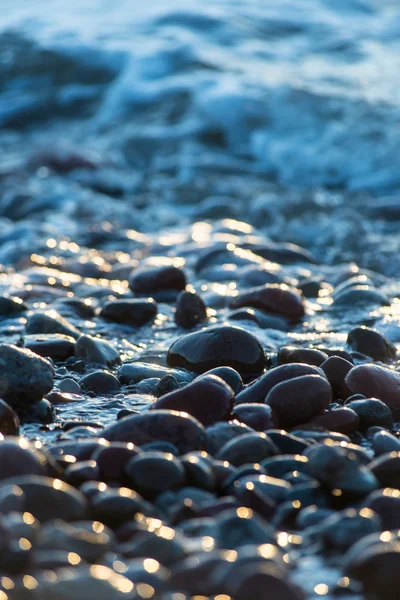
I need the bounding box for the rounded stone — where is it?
[129,265,187,295]
[320,355,353,398]
[26,310,81,339]
[0,400,20,435]
[215,432,278,466]
[206,421,254,455]
[23,333,76,361]
[369,452,400,489]
[345,364,400,419]
[152,374,234,426]
[266,374,332,428]
[79,370,121,395]
[203,366,243,394]
[102,410,207,454]
[125,451,186,498]
[347,326,397,361]
[0,344,54,405]
[235,363,326,405]
[175,290,207,328]
[167,325,265,376]
[277,346,328,367]
[75,334,121,367]
[101,298,158,326]
[307,407,360,435]
[232,403,275,431]
[0,475,88,521]
[0,438,45,480]
[346,397,393,431]
[229,284,305,319]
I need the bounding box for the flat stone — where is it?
[23,333,76,361]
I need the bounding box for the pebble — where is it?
[229,283,305,319]
[100,298,158,326]
[129,264,187,296]
[266,374,332,428]
[152,373,234,426]
[125,451,186,498]
[215,432,278,466]
[23,333,76,361]
[26,310,81,339]
[345,397,393,431]
[0,344,54,405]
[0,400,20,435]
[79,370,121,394]
[320,355,353,398]
[318,508,381,551]
[75,334,121,367]
[371,430,400,455]
[232,402,275,430]
[306,407,360,434]
[347,326,397,360]
[204,366,243,393]
[58,377,81,394]
[369,452,400,488]
[0,295,27,315]
[167,325,265,376]
[102,410,207,454]
[174,289,207,328]
[235,363,326,405]
[277,346,328,366]
[345,363,400,419]
[118,362,193,385]
[206,420,254,455]
[365,489,400,530]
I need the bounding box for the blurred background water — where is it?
[0,0,399,272]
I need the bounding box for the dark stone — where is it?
[214,508,276,548]
[235,363,326,405]
[206,421,254,455]
[0,344,54,405]
[129,265,187,295]
[152,374,234,427]
[345,364,400,419]
[365,489,400,530]
[79,370,121,395]
[0,438,45,480]
[229,284,305,319]
[277,346,328,367]
[215,433,278,467]
[264,430,311,454]
[232,403,275,430]
[266,374,332,428]
[320,355,353,398]
[0,475,87,521]
[91,487,154,528]
[0,295,27,315]
[118,362,193,385]
[261,455,310,479]
[333,286,390,307]
[75,334,121,367]
[369,452,400,488]
[345,398,393,431]
[181,452,215,491]
[306,407,360,434]
[125,451,186,498]
[102,410,207,454]
[347,326,396,361]
[100,298,158,326]
[26,310,81,339]
[64,460,100,486]
[167,325,265,376]
[175,290,207,328]
[0,400,20,435]
[371,430,400,455]
[22,333,76,360]
[203,366,243,393]
[318,508,381,550]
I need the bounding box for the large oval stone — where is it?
[152,374,234,426]
[167,325,265,376]
[102,410,207,454]
[0,344,54,405]
[229,284,305,319]
[345,364,400,419]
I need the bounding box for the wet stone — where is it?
[202,366,243,393]
[0,400,20,435]
[75,334,121,367]
[333,285,390,307]
[318,508,381,551]
[365,489,400,530]
[100,298,158,326]
[235,363,326,405]
[79,370,121,394]
[369,452,400,489]
[0,295,27,315]
[167,325,265,376]
[118,362,193,386]
[58,377,81,394]
[232,403,275,430]
[26,310,81,339]
[265,430,311,454]
[345,364,400,419]
[174,289,207,328]
[0,344,54,405]
[347,326,397,361]
[266,374,332,428]
[23,333,76,361]
[215,432,278,466]
[345,397,393,431]
[102,410,207,454]
[152,374,234,426]
[125,451,186,498]
[320,355,353,399]
[229,283,305,319]
[371,430,400,455]
[206,420,254,455]
[307,407,360,434]
[277,346,328,367]
[129,264,187,296]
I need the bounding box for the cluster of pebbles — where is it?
[0,217,399,599]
